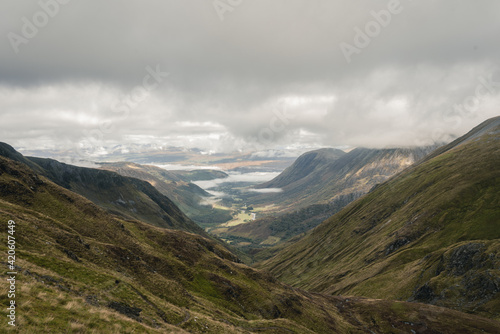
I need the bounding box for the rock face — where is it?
[108,302,142,321]
[446,243,486,276]
[413,283,435,303]
[411,243,500,312]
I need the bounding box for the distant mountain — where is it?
[222,146,435,255]
[257,148,346,189]
[253,146,436,211]
[259,117,500,320]
[101,163,228,183]
[1,144,498,332]
[100,162,232,227]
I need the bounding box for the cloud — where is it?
[0,0,499,155]
[249,188,283,194]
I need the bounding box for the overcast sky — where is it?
[1,0,499,158]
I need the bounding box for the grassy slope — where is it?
[260,127,500,320]
[1,156,499,332]
[99,162,232,226]
[27,157,206,236]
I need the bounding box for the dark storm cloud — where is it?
[0,0,499,153]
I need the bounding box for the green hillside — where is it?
[100,162,232,227]
[1,147,499,332]
[25,155,205,236]
[259,117,500,320]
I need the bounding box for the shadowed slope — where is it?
[27,156,206,236]
[100,162,232,226]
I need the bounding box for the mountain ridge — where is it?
[259,116,500,320]
[256,148,346,189]
[99,162,232,227]
[419,115,500,164]
[251,146,436,212]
